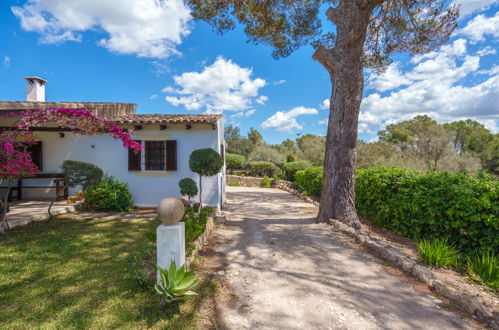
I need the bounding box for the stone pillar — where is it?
[156,222,185,284]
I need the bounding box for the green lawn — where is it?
[0,216,215,329]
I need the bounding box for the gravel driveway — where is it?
[210,186,476,330]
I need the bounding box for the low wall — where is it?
[226,175,319,206]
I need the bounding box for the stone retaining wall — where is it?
[226,175,319,206]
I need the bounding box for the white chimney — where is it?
[23,76,47,102]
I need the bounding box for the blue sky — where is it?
[0,0,497,144]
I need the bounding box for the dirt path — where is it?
[206,186,476,330]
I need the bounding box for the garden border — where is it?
[185,216,214,269]
[329,219,498,329]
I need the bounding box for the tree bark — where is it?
[0,184,11,233]
[46,184,68,222]
[315,2,374,229]
[198,175,203,213]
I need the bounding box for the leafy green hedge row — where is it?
[355,167,498,255]
[294,166,323,196]
[294,166,498,254]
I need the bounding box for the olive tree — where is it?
[189,148,223,210]
[187,0,458,228]
[48,160,103,220]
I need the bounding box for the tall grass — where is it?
[467,250,498,289]
[418,238,458,267]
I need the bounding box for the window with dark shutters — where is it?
[165,140,177,171]
[29,141,43,171]
[145,141,166,170]
[128,140,142,171]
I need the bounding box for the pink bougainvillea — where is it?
[0,107,143,183]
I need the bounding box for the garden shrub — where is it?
[418,238,458,267]
[247,161,277,177]
[84,175,134,212]
[283,161,311,181]
[467,249,498,289]
[261,176,272,188]
[179,178,198,204]
[294,166,323,196]
[183,206,212,254]
[226,153,246,170]
[61,160,103,190]
[356,166,498,254]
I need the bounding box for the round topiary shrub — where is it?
[189,148,223,208]
[84,175,134,212]
[282,160,311,181]
[179,178,198,204]
[247,161,277,177]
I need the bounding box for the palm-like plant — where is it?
[155,260,198,306]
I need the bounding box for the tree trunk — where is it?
[0,185,11,233]
[46,184,68,222]
[198,175,203,213]
[315,2,374,229]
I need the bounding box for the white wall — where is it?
[3,122,225,208]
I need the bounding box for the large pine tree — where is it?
[187,0,458,228]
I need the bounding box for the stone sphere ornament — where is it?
[158,198,185,224]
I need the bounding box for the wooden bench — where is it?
[7,173,68,202]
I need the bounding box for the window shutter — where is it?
[128,140,142,171]
[30,141,43,171]
[165,140,177,171]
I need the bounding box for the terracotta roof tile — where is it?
[111,114,222,125]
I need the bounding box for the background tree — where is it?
[188,0,458,228]
[247,127,264,146]
[189,148,223,210]
[248,145,286,163]
[179,178,198,206]
[224,124,255,157]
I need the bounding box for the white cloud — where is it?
[320,98,330,110]
[149,94,158,100]
[230,109,256,119]
[367,63,413,92]
[3,56,11,68]
[319,119,328,125]
[165,57,266,112]
[452,0,499,17]
[11,0,191,59]
[261,106,318,133]
[459,12,499,43]
[272,79,286,85]
[361,37,499,134]
[477,46,497,56]
[255,95,268,105]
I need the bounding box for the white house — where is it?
[0,77,226,209]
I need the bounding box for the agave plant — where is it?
[155,260,198,305]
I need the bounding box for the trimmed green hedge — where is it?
[294,166,323,197]
[247,161,277,177]
[283,161,311,181]
[356,167,498,255]
[226,153,246,170]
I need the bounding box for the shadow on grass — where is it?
[0,216,213,329]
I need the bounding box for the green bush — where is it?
[261,176,272,188]
[226,153,246,170]
[294,166,323,196]
[283,161,311,181]
[179,178,198,203]
[84,175,134,212]
[418,238,458,267]
[228,181,240,186]
[60,160,103,190]
[247,161,277,177]
[467,250,498,289]
[356,166,498,254]
[183,206,212,254]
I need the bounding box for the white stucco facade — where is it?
[1,119,226,209]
